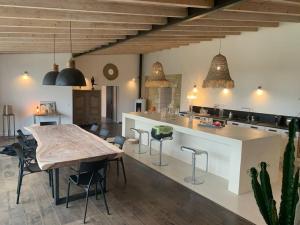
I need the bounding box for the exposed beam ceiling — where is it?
[0,0,298,54]
[102,0,214,8]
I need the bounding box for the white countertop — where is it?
[125,112,279,141]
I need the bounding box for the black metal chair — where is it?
[16,135,36,161]
[99,128,110,140]
[89,124,99,134]
[16,135,54,197]
[13,143,54,204]
[66,159,110,224]
[108,136,127,184]
[16,129,37,149]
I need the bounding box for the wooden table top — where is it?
[25,124,123,170]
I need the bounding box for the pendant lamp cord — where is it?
[219,39,222,54]
[53,34,56,64]
[69,21,72,58]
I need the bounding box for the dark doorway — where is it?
[105,86,119,122]
[106,86,114,120]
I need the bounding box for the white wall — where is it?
[75,54,139,122]
[143,23,300,117]
[0,53,73,132]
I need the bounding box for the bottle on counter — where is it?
[229,112,233,119]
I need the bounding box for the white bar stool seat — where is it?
[181,146,208,185]
[130,128,149,154]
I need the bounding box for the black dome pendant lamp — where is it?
[42,34,59,85]
[56,21,86,86]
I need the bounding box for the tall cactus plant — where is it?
[250,119,299,225]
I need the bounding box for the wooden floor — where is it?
[0,124,254,225]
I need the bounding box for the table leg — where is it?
[53,168,60,205]
[52,166,108,205]
[8,116,10,137]
[13,115,15,137]
[2,115,4,136]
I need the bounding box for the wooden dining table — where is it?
[25,124,123,205]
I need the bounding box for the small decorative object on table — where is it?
[39,101,56,114]
[91,76,97,90]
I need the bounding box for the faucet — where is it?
[242,107,253,122]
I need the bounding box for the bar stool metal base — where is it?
[152,160,168,166]
[134,145,148,154]
[130,128,149,155]
[184,176,204,185]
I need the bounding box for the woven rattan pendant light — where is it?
[42,34,59,85]
[56,21,86,86]
[145,62,171,88]
[202,40,234,89]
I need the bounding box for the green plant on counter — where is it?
[250,119,299,225]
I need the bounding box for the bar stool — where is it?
[181,146,208,185]
[150,125,173,166]
[130,128,149,154]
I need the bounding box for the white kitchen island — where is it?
[122,112,281,195]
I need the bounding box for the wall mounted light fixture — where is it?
[22,71,30,80]
[223,88,229,94]
[192,85,198,93]
[256,86,263,95]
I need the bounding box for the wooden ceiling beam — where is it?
[104,0,214,8]
[227,0,300,16]
[137,35,226,39]
[0,33,126,39]
[0,18,152,30]
[132,37,213,41]
[148,31,241,36]
[0,0,187,17]
[165,26,258,31]
[0,27,138,35]
[180,18,279,27]
[0,37,117,43]
[206,10,300,22]
[0,6,167,25]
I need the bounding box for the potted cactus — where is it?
[250,119,299,225]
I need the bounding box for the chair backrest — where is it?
[99,128,109,140]
[17,129,27,140]
[90,124,99,133]
[78,159,108,183]
[17,135,27,148]
[114,136,126,149]
[12,143,24,162]
[40,121,57,126]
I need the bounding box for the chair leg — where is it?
[120,158,127,184]
[66,180,71,208]
[48,170,52,187]
[150,139,152,155]
[95,182,98,200]
[16,167,24,204]
[51,173,54,198]
[83,186,91,224]
[98,181,110,215]
[116,159,120,177]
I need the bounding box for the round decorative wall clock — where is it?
[103,63,118,80]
